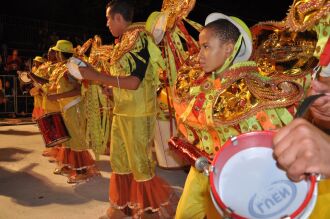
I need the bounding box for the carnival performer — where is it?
[173,13,306,218]
[46,40,98,183]
[28,48,62,161]
[30,56,46,120]
[144,0,202,169]
[79,0,177,218]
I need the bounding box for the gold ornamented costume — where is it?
[77,36,113,159]
[173,12,309,218]
[248,0,330,217]
[284,1,330,217]
[30,61,49,119]
[106,23,176,217]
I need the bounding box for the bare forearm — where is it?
[57,88,81,99]
[29,72,49,85]
[96,74,140,90]
[80,67,141,90]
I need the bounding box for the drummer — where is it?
[173,13,306,218]
[32,56,45,73]
[46,40,99,183]
[273,80,330,181]
[30,56,46,120]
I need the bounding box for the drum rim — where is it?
[46,136,71,147]
[209,131,317,219]
[36,112,63,121]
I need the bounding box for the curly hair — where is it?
[204,19,240,44]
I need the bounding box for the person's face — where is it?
[198,28,234,73]
[55,51,65,62]
[106,7,124,37]
[12,50,18,58]
[33,61,42,68]
[48,49,57,62]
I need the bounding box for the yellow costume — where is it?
[41,62,61,113]
[107,23,176,217]
[30,60,49,119]
[48,40,96,183]
[54,65,87,151]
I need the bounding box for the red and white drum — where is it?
[154,118,188,169]
[209,131,318,219]
[36,112,70,147]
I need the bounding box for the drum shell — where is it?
[36,112,70,147]
[154,118,188,169]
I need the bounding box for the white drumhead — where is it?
[66,62,83,80]
[216,147,314,219]
[66,57,86,80]
[18,71,32,83]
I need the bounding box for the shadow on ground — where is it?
[0,129,40,136]
[0,147,33,162]
[0,163,109,206]
[74,175,109,202]
[94,159,112,173]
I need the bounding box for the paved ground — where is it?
[0,124,187,219]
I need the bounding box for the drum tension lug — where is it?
[230,136,238,146]
[223,207,233,219]
[315,173,325,182]
[203,165,214,176]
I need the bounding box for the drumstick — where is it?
[294,93,330,118]
[28,72,49,85]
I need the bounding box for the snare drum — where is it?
[154,118,188,169]
[209,131,318,219]
[36,112,70,147]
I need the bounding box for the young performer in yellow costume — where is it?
[79,0,176,218]
[30,56,46,120]
[47,40,97,183]
[173,13,307,219]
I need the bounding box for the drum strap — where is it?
[63,97,82,112]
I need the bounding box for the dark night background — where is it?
[0,0,294,57]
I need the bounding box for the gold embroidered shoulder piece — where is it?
[251,22,318,78]
[285,0,330,31]
[174,65,204,100]
[110,23,146,64]
[175,62,304,126]
[212,65,304,125]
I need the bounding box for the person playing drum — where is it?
[46,40,99,183]
[29,48,62,160]
[30,56,46,120]
[173,13,307,218]
[273,80,330,183]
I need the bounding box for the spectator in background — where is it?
[0,55,4,73]
[1,43,8,64]
[6,49,22,74]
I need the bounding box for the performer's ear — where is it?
[224,42,234,57]
[114,13,123,23]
